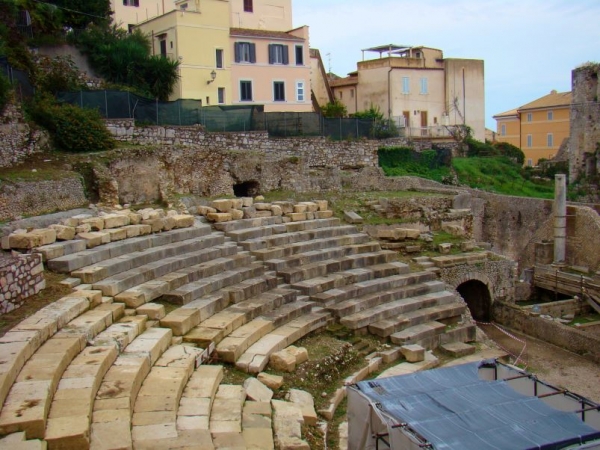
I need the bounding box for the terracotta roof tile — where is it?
[519,91,572,111]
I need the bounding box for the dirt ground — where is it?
[479,323,600,403]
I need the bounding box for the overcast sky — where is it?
[293,0,600,130]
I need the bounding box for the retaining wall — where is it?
[0,104,49,168]
[0,254,45,314]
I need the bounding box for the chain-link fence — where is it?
[56,90,407,139]
[0,56,34,101]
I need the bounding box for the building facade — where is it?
[494,90,571,166]
[330,45,485,141]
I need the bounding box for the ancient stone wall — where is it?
[439,257,517,304]
[569,64,600,182]
[0,253,45,314]
[0,103,49,168]
[493,301,600,363]
[0,177,88,222]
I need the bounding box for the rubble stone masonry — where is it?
[0,253,45,314]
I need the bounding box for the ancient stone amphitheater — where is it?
[0,198,476,449]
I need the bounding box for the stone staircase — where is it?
[0,206,475,449]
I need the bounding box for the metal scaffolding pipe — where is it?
[554,174,567,264]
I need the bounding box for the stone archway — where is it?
[457,279,493,321]
[233,180,260,197]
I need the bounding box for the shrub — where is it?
[321,99,347,118]
[35,55,85,95]
[0,72,11,114]
[29,95,115,152]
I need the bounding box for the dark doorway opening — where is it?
[457,280,492,321]
[233,180,260,197]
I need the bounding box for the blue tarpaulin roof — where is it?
[353,361,600,450]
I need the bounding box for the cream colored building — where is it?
[135,0,231,104]
[493,90,572,166]
[330,45,485,141]
[110,0,175,31]
[229,0,292,31]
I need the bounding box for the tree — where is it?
[47,0,111,29]
[321,99,347,118]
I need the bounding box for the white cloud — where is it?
[294,0,600,129]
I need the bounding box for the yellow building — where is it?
[330,45,486,141]
[110,0,174,31]
[135,0,231,104]
[493,90,571,166]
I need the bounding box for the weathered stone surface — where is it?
[103,214,130,229]
[230,209,244,220]
[77,231,111,249]
[257,373,283,390]
[212,199,232,212]
[206,212,232,223]
[49,224,76,241]
[400,344,425,362]
[243,377,273,402]
[288,389,317,426]
[81,217,104,231]
[344,211,363,224]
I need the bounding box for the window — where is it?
[338,91,343,99]
[234,42,256,63]
[527,159,533,167]
[527,134,532,147]
[206,96,210,106]
[547,133,554,147]
[527,112,532,122]
[402,77,410,94]
[295,45,304,65]
[274,82,285,102]
[547,110,553,121]
[350,89,354,98]
[216,49,223,69]
[159,39,167,57]
[218,88,225,104]
[501,124,506,136]
[420,77,428,94]
[240,81,252,101]
[269,44,289,65]
[296,81,305,101]
[244,0,253,12]
[123,0,139,6]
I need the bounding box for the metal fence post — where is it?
[80,90,83,108]
[339,117,342,140]
[104,90,108,118]
[128,92,131,118]
[178,101,181,126]
[156,98,159,125]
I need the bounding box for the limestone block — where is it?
[461,241,477,252]
[314,200,328,211]
[141,218,165,233]
[230,209,244,220]
[162,216,176,231]
[9,233,43,249]
[254,203,271,211]
[81,217,104,231]
[137,303,166,320]
[242,206,257,219]
[405,245,421,253]
[438,243,452,254]
[298,202,318,212]
[78,232,111,249]
[103,214,130,229]
[271,205,283,216]
[62,217,80,227]
[129,212,142,225]
[243,377,273,402]
[400,344,425,363]
[172,214,194,228]
[206,213,232,223]
[404,228,421,240]
[197,206,217,216]
[293,204,307,213]
[288,389,317,426]
[306,212,315,220]
[288,346,308,365]
[257,373,283,390]
[269,350,296,372]
[344,211,363,224]
[272,202,293,214]
[244,428,275,450]
[255,211,273,218]
[49,225,76,241]
[230,198,243,209]
[1,235,9,250]
[75,224,91,234]
[288,213,306,222]
[315,210,333,219]
[30,228,57,246]
[212,199,233,212]
[160,309,200,336]
[107,228,127,242]
[254,195,265,201]
[241,197,253,207]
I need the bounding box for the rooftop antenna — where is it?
[326,52,332,74]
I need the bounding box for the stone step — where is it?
[386,302,468,342]
[283,218,341,233]
[260,299,315,328]
[0,431,46,450]
[130,345,204,449]
[271,399,309,450]
[162,262,264,306]
[177,365,224,433]
[73,233,225,284]
[44,345,118,449]
[242,400,274,450]
[222,273,278,304]
[34,240,87,263]
[0,295,91,408]
[328,280,447,319]
[240,224,359,252]
[292,262,410,297]
[182,289,298,346]
[430,251,488,268]
[225,224,288,243]
[209,384,246,438]
[0,302,123,440]
[265,241,382,272]
[340,291,457,331]
[440,342,477,357]
[90,238,230,298]
[236,311,332,374]
[90,327,173,450]
[278,250,398,284]
[216,319,275,364]
[311,270,437,307]
[115,249,248,308]
[251,233,370,261]
[213,216,282,233]
[47,224,212,273]
[385,321,447,346]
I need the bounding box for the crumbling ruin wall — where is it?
[0,253,45,314]
[569,63,600,182]
[0,103,49,168]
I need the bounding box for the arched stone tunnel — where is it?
[456,279,493,322]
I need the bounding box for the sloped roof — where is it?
[519,90,572,111]
[230,28,304,41]
[493,108,519,119]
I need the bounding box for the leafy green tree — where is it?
[321,99,347,118]
[48,0,111,29]
[493,141,525,165]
